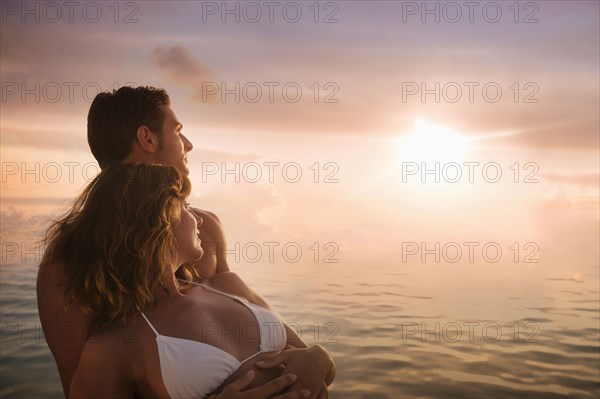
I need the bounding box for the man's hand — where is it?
[207,370,311,399]
[255,346,336,399]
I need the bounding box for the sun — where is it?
[399,119,471,163]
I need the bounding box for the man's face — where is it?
[154,105,193,175]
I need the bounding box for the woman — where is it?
[42,163,334,398]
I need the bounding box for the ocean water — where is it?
[1,262,62,398]
[1,256,599,398]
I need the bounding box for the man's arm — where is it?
[37,261,91,398]
[190,207,230,277]
[70,335,132,398]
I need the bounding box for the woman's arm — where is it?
[206,272,336,393]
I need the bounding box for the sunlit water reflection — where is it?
[1,226,598,398]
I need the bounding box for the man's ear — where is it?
[135,126,160,153]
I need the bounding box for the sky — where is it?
[1,0,598,289]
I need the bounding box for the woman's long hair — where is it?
[41,163,198,329]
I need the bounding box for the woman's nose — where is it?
[195,215,203,227]
[182,134,193,152]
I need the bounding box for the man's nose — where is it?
[182,134,193,152]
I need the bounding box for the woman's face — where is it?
[173,200,204,266]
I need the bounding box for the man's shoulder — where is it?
[89,319,144,350]
[72,322,136,396]
[37,260,68,295]
[37,259,89,330]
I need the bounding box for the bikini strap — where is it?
[140,312,160,336]
[177,278,242,301]
[177,277,202,286]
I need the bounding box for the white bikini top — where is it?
[140,280,287,399]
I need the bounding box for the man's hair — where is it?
[87,86,170,169]
[42,163,198,330]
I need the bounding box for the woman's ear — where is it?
[135,126,161,153]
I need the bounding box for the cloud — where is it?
[0,206,50,240]
[537,194,599,212]
[542,173,600,189]
[2,5,598,150]
[1,124,88,152]
[151,45,215,102]
[0,206,53,266]
[536,173,599,211]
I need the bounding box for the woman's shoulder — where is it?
[201,272,273,310]
[204,271,246,291]
[203,271,254,301]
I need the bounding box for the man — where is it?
[37,86,335,398]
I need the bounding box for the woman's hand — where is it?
[207,370,311,399]
[255,346,336,399]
